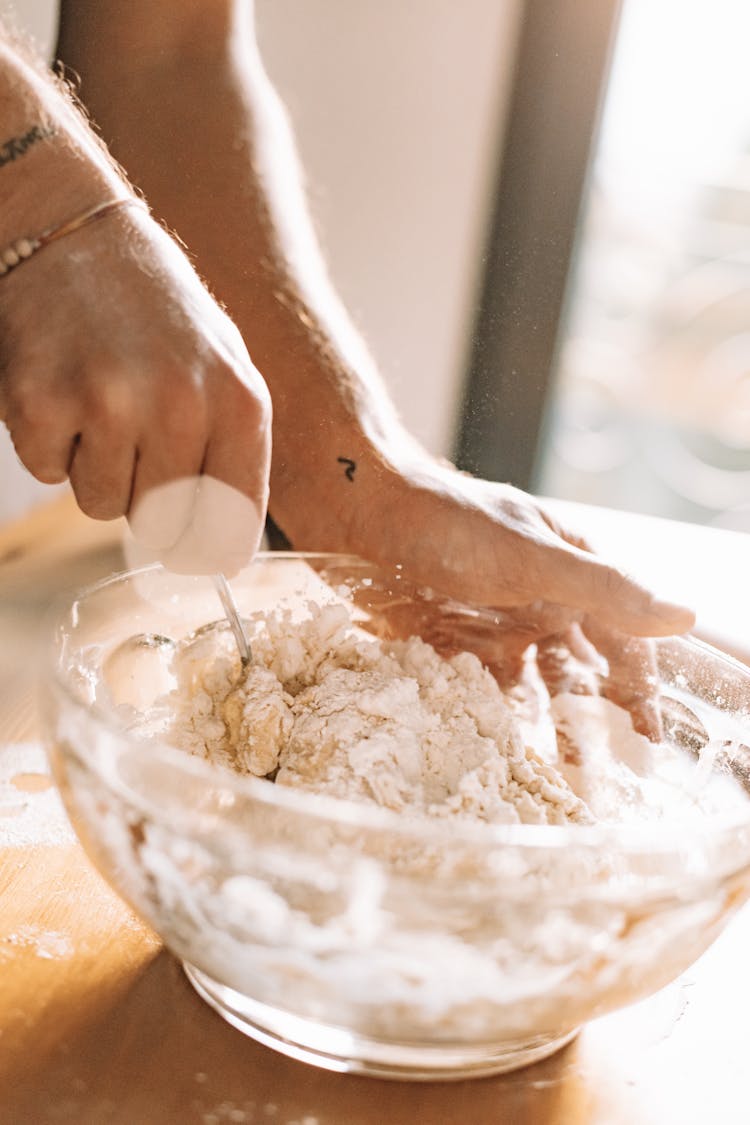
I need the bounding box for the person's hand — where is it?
[360,465,693,636]
[311,460,694,740]
[315,556,663,740]
[0,201,271,575]
[368,465,692,741]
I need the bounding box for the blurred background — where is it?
[3,0,750,538]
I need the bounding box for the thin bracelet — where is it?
[0,196,148,279]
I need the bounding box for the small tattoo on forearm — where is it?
[0,123,57,170]
[337,457,357,482]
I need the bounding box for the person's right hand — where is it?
[0,199,271,575]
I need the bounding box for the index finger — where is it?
[527,536,695,638]
[535,510,696,638]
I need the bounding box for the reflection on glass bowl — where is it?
[41,554,750,1080]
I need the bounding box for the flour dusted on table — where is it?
[164,598,592,826]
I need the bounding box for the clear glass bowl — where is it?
[41,553,750,1080]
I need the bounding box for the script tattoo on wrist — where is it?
[0,123,57,170]
[337,456,357,482]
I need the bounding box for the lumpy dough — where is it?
[164,599,594,826]
[143,593,745,833]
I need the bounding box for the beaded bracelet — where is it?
[0,196,148,279]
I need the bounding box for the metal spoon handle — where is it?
[212,573,251,667]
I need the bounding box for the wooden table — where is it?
[2,494,750,1125]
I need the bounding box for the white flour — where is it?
[157,599,732,829]
[164,601,591,826]
[0,742,75,847]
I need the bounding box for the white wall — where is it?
[0,0,520,522]
[255,1,521,455]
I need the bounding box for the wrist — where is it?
[268,369,432,556]
[0,48,128,249]
[0,140,128,256]
[269,424,400,556]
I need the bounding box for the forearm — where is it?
[188,51,416,526]
[204,65,428,551]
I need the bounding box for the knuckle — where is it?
[206,359,272,443]
[159,375,206,438]
[83,374,137,430]
[6,384,57,429]
[234,371,272,427]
